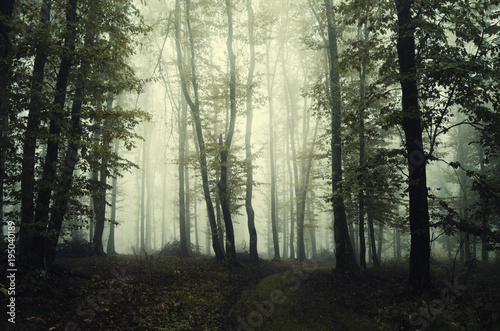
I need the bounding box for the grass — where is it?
[1,256,499,330]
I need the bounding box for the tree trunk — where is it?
[265,41,280,261]
[32,0,79,267]
[368,212,380,267]
[245,0,258,263]
[107,139,119,255]
[217,0,238,263]
[358,21,368,270]
[395,0,431,291]
[19,0,51,269]
[378,223,384,263]
[92,99,112,256]
[325,0,357,272]
[162,153,167,248]
[396,227,401,260]
[178,97,188,257]
[174,0,224,260]
[140,127,146,253]
[308,201,317,259]
[479,146,488,262]
[45,50,88,265]
[185,142,191,250]
[0,0,16,236]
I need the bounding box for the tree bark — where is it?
[367,211,380,267]
[245,0,259,263]
[107,139,119,255]
[91,98,113,256]
[32,0,79,267]
[395,0,432,290]
[325,0,357,272]
[44,47,88,265]
[358,22,368,270]
[217,0,238,262]
[0,1,16,229]
[264,35,282,261]
[174,0,224,260]
[178,97,188,257]
[19,0,51,268]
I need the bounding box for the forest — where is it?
[1,0,500,329]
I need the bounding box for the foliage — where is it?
[56,238,92,258]
[157,240,204,257]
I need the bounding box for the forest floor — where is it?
[1,254,500,330]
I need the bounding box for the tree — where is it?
[174,0,224,260]
[10,0,149,268]
[107,139,120,255]
[245,0,259,263]
[0,1,16,234]
[217,0,238,262]
[19,0,52,268]
[394,0,432,290]
[324,0,357,272]
[178,95,188,257]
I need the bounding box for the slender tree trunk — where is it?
[368,212,380,267]
[378,223,384,263]
[32,0,79,267]
[185,143,191,250]
[286,125,295,259]
[140,127,146,253]
[178,98,188,257]
[396,227,401,259]
[0,0,16,236]
[162,155,167,248]
[45,47,89,265]
[194,192,199,253]
[174,0,223,259]
[19,0,51,268]
[217,0,238,262]
[358,21,368,270]
[91,98,112,256]
[145,130,152,251]
[245,0,258,263]
[89,185,95,244]
[308,201,317,259]
[479,146,488,261]
[395,0,431,290]
[325,0,357,272]
[282,175,288,259]
[107,139,119,255]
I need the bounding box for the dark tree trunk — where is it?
[91,137,108,256]
[396,227,401,260]
[0,0,16,215]
[245,0,258,263]
[107,139,119,255]
[479,146,488,262]
[395,0,432,290]
[178,99,188,257]
[325,0,357,272]
[140,127,146,253]
[368,212,380,267]
[217,0,238,262]
[45,59,87,265]
[267,47,280,261]
[174,0,224,259]
[378,223,384,263]
[19,0,51,268]
[358,22,368,270]
[32,0,78,267]
[91,99,112,256]
[185,145,191,250]
[286,125,295,260]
